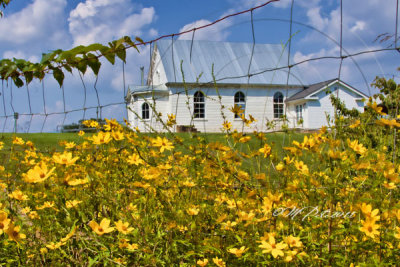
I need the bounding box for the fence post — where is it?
[13,112,19,133]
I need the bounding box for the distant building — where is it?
[126,40,367,132]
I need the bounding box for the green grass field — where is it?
[0,131,305,153]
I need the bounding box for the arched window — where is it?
[193,91,205,119]
[273,92,284,119]
[234,91,246,118]
[142,102,150,120]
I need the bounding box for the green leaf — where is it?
[24,71,33,84]
[115,37,125,49]
[41,50,62,64]
[5,63,17,78]
[76,59,88,74]
[64,64,73,73]
[57,51,74,62]
[86,43,107,52]
[100,48,115,65]
[88,255,100,267]
[52,67,64,87]
[135,36,144,44]
[12,76,24,88]
[116,47,126,62]
[87,54,101,75]
[14,58,27,70]
[68,45,87,55]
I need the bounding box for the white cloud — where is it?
[3,50,39,62]
[0,0,67,45]
[235,0,321,9]
[178,19,231,41]
[307,7,329,31]
[68,0,156,46]
[350,21,366,33]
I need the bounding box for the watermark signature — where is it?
[273,206,357,221]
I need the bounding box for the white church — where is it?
[126,39,367,132]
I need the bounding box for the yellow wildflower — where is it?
[115,220,134,234]
[259,143,272,158]
[126,153,142,165]
[221,220,237,231]
[197,258,209,267]
[212,257,226,267]
[376,118,400,128]
[67,177,89,186]
[367,101,386,115]
[60,225,77,243]
[276,162,284,171]
[91,131,112,145]
[259,236,287,258]
[111,131,125,141]
[230,104,244,116]
[239,136,251,143]
[222,121,231,131]
[284,235,303,248]
[347,139,367,155]
[8,190,28,201]
[22,163,56,183]
[360,203,380,222]
[182,180,196,187]
[360,219,380,239]
[12,136,25,145]
[53,152,79,165]
[28,211,39,219]
[349,119,360,128]
[83,120,99,128]
[167,114,176,127]
[66,200,82,209]
[187,207,200,216]
[228,246,248,257]
[89,218,114,235]
[36,201,56,210]
[0,211,10,234]
[383,182,396,189]
[294,160,309,175]
[151,136,174,152]
[395,226,400,239]
[5,223,26,243]
[64,142,76,149]
[46,242,64,250]
[125,243,139,251]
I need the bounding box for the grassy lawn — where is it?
[0,130,306,150]
[0,133,84,152]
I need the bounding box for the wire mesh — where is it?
[0,0,398,134]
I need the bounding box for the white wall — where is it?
[167,86,303,133]
[128,93,169,132]
[306,83,365,129]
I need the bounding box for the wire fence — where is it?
[0,0,399,134]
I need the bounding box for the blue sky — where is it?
[0,0,399,132]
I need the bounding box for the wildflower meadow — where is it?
[0,76,399,266]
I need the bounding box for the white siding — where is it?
[306,83,365,129]
[128,93,169,132]
[167,86,303,133]
[148,46,168,86]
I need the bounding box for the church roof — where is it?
[286,78,368,102]
[154,39,304,85]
